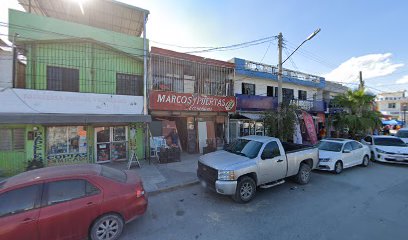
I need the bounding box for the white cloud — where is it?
[396,75,408,84]
[324,53,404,83]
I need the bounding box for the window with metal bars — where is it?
[0,128,25,151]
[116,73,143,96]
[47,66,79,92]
[298,90,307,100]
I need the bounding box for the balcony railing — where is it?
[244,60,322,83]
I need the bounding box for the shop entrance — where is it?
[95,126,128,162]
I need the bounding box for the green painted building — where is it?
[0,1,150,176]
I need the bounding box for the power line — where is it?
[184,36,278,54]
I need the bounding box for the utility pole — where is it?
[277,32,283,105]
[359,71,364,90]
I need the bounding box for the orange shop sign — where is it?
[149,91,236,112]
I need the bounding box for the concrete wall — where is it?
[234,74,319,101]
[0,50,13,88]
[9,9,147,58]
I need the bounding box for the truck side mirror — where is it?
[343,149,351,153]
[261,152,272,160]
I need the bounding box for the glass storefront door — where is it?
[95,126,127,162]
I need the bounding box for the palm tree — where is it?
[332,88,382,139]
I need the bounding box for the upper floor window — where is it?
[298,90,307,100]
[116,73,143,96]
[388,103,396,109]
[47,66,79,92]
[242,83,255,95]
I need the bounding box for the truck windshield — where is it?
[318,141,343,152]
[226,139,263,159]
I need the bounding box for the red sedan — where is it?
[0,164,148,240]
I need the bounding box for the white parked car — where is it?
[318,138,371,174]
[396,128,408,143]
[361,135,408,164]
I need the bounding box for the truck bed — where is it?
[281,142,315,153]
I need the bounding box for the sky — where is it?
[1,0,408,93]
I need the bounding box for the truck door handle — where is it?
[277,159,284,163]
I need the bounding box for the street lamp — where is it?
[277,28,321,104]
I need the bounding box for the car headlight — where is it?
[319,158,331,162]
[218,170,235,180]
[375,148,386,154]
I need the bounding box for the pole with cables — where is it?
[277,32,283,105]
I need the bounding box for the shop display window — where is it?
[95,126,128,162]
[47,126,87,155]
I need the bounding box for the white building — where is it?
[0,39,13,89]
[376,90,408,120]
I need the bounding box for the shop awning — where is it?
[239,113,264,120]
[0,113,151,124]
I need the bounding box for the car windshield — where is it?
[226,139,263,159]
[318,141,343,152]
[396,130,408,138]
[374,138,407,147]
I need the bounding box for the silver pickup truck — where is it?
[197,135,319,203]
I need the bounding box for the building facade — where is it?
[230,58,326,141]
[148,47,236,154]
[0,1,150,176]
[376,90,408,121]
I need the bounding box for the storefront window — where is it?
[95,126,127,162]
[47,126,87,155]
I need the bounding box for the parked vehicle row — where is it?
[198,132,408,203]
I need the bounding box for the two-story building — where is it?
[0,0,150,175]
[230,58,326,141]
[376,90,408,121]
[148,47,236,154]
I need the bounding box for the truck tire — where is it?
[294,163,311,185]
[232,176,256,203]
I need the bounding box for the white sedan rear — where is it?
[318,138,371,174]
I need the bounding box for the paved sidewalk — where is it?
[106,153,200,195]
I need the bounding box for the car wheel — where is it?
[361,155,369,167]
[90,214,124,240]
[233,176,256,204]
[334,161,343,174]
[294,163,311,185]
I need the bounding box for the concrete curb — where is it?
[147,179,200,196]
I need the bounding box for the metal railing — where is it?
[149,54,235,96]
[244,60,322,83]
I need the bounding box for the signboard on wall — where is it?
[0,88,144,114]
[236,94,276,111]
[149,91,236,112]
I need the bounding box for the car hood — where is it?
[375,145,408,154]
[199,150,252,170]
[318,150,341,160]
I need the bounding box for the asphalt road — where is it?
[120,161,408,240]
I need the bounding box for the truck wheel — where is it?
[233,176,256,203]
[361,155,369,167]
[334,161,343,174]
[294,163,311,185]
